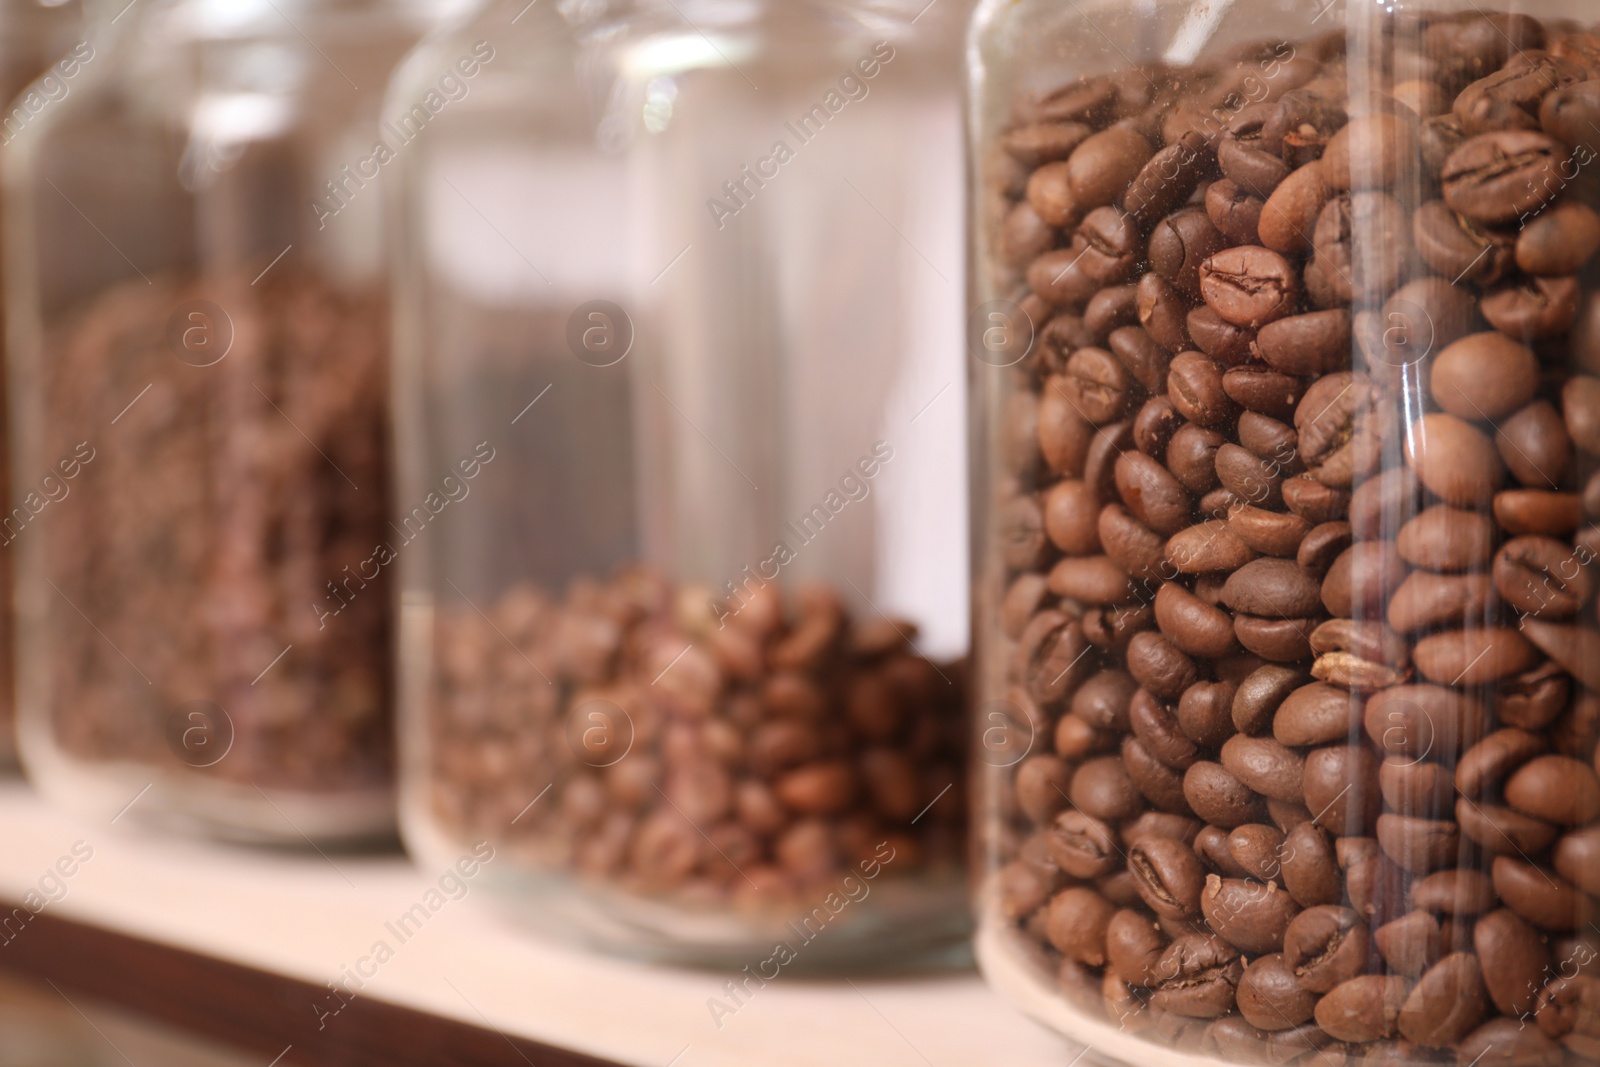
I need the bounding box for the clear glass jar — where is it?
[0,0,87,769]
[970,0,1600,1063]
[390,0,972,966]
[5,0,454,842]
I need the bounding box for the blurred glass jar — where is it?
[389,0,972,965]
[4,0,457,841]
[969,0,1600,1064]
[0,0,87,769]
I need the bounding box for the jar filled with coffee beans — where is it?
[970,0,1600,1062]
[4,0,449,841]
[389,0,971,965]
[0,0,85,770]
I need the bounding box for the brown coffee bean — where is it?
[1414,626,1540,686]
[1395,505,1492,573]
[1462,1018,1564,1067]
[1494,490,1583,536]
[1495,536,1592,617]
[1259,161,1332,256]
[1375,911,1445,978]
[1206,178,1265,244]
[1313,190,1410,305]
[1072,670,1136,731]
[1049,555,1135,604]
[1379,759,1455,819]
[1324,112,1420,190]
[1483,275,1582,341]
[1494,855,1595,931]
[1277,821,1340,908]
[1167,351,1236,427]
[1315,975,1408,1043]
[1042,480,1102,555]
[1201,873,1301,955]
[1166,520,1256,575]
[1114,451,1193,536]
[1016,610,1093,705]
[1284,476,1351,525]
[1309,618,1411,690]
[1184,761,1266,829]
[1150,207,1229,298]
[1128,833,1207,920]
[1004,120,1095,166]
[1476,907,1552,1016]
[1349,467,1421,540]
[1199,246,1300,328]
[1521,618,1600,692]
[1025,161,1079,227]
[1122,132,1211,225]
[1409,868,1495,916]
[1188,305,1257,365]
[1159,426,1219,497]
[1388,571,1498,635]
[1252,310,1351,377]
[1404,413,1505,508]
[1555,826,1600,897]
[1432,332,1540,422]
[1298,373,1393,489]
[1150,933,1244,1018]
[1377,814,1460,874]
[1155,583,1239,659]
[1132,395,1182,458]
[1027,248,1099,305]
[1497,661,1570,731]
[1233,614,1318,663]
[1227,823,1287,885]
[1215,443,1286,509]
[1106,908,1168,986]
[1413,199,1517,285]
[1542,79,1600,145]
[1230,507,1311,560]
[1397,952,1490,1048]
[1505,755,1600,826]
[1045,885,1117,965]
[1221,734,1306,804]
[1223,365,1307,422]
[1220,559,1324,619]
[775,760,857,817]
[1047,809,1121,879]
[1276,681,1360,747]
[1519,199,1600,275]
[1304,745,1380,835]
[1458,798,1559,857]
[1127,631,1200,701]
[1285,905,1370,994]
[1442,130,1571,225]
[1068,127,1154,209]
[1238,953,1318,1031]
[1038,381,1094,475]
[997,859,1063,921]
[1071,755,1144,822]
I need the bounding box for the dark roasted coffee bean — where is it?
[1122,131,1211,225]
[1494,536,1593,617]
[1442,130,1571,225]
[1083,283,1140,338]
[1518,199,1600,275]
[1398,952,1490,1047]
[1109,325,1172,395]
[1106,908,1168,987]
[1150,207,1228,297]
[1297,373,1392,489]
[1068,127,1154,209]
[1223,365,1306,422]
[1413,199,1516,285]
[1116,452,1193,535]
[1304,745,1380,835]
[1215,443,1285,509]
[1045,885,1117,965]
[1166,423,1223,493]
[1167,351,1235,427]
[1285,905,1370,994]
[1458,1018,1563,1067]
[1048,809,1122,879]
[1200,245,1299,328]
[1312,190,1408,304]
[1201,874,1301,955]
[1016,610,1093,705]
[1280,821,1341,908]
[1071,755,1144,822]
[1275,682,1359,747]
[1233,664,1311,736]
[1222,559,1324,618]
[1260,160,1332,256]
[1494,855,1595,931]
[1237,953,1317,1031]
[1206,178,1265,244]
[1100,504,1168,583]
[1482,275,1582,341]
[1232,614,1317,663]
[1150,933,1244,1018]
[1187,305,1256,364]
[1253,310,1351,377]
[1297,521,1351,576]
[1128,833,1207,920]
[1155,583,1239,659]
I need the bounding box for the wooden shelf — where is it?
[0,782,1071,1067]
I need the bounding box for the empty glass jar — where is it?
[970,0,1600,1063]
[389,0,972,965]
[5,0,452,841]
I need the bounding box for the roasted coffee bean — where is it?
[1188,304,1257,364]
[1199,245,1300,328]
[1155,583,1240,659]
[1150,933,1244,1018]
[1283,476,1351,525]
[1216,443,1286,508]
[1137,272,1192,352]
[1071,670,1136,731]
[1253,310,1351,377]
[1015,755,1074,825]
[1003,120,1094,165]
[1496,662,1570,731]
[1042,479,1103,555]
[1457,798,1558,858]
[1348,467,1420,540]
[1398,952,1490,1047]
[1166,519,1256,575]
[1048,810,1122,879]
[1168,351,1237,427]
[1414,197,1518,285]
[1016,610,1094,705]
[1129,833,1207,920]
[1071,755,1145,822]
[1232,664,1310,737]
[1045,885,1117,965]
[1285,905,1370,994]
[1297,521,1352,576]
[1475,907,1552,1016]
[1237,953,1318,1031]
[1518,200,1600,276]
[1175,681,1236,749]
[1494,536,1592,616]
[1397,505,1494,572]
[1298,373,1392,488]
[1275,681,1359,747]
[1494,855,1594,930]
[1315,975,1409,1043]
[1106,907,1169,985]
[1404,413,1505,508]
[1522,618,1600,692]
[1223,365,1306,422]
[1151,207,1229,297]
[1201,874,1301,955]
[1206,178,1266,244]
[1375,911,1445,978]
[1388,571,1498,635]
[1409,868,1494,915]
[1458,1018,1563,1067]
[1432,333,1540,422]
[1554,826,1600,896]
[1223,559,1325,618]
[1494,489,1582,536]
[1483,276,1582,341]
[1377,814,1461,874]
[1504,755,1600,826]
[1068,127,1155,209]
[1122,132,1211,225]
[1231,507,1311,559]
[1184,761,1266,829]
[1379,759,1455,818]
[1367,685,1491,763]
[1260,160,1332,256]
[1414,627,1539,686]
[1323,112,1419,190]
[1443,130,1572,225]
[1166,423,1224,493]
[1304,745,1380,835]
[1221,734,1305,803]
[1116,451,1194,535]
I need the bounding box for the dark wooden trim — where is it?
[0,901,624,1067]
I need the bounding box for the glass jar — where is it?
[970,0,1600,1063]
[390,0,972,965]
[5,0,453,842]
[0,0,87,769]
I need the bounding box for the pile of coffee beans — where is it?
[40,271,393,794]
[428,569,964,911]
[984,10,1600,1064]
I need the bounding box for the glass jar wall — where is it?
[970,0,1600,1063]
[390,0,971,965]
[4,0,451,842]
[0,0,86,768]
